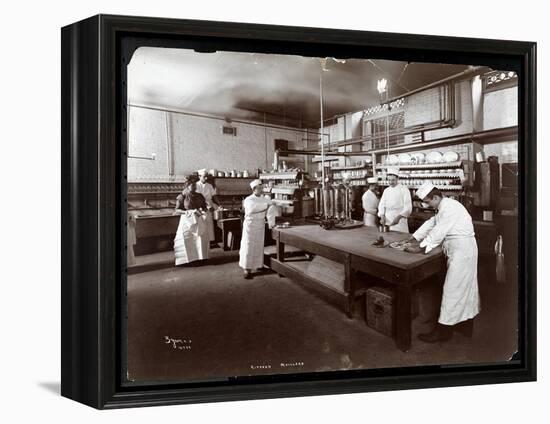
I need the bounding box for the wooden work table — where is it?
[271,225,445,352]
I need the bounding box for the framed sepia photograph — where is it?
[61,14,536,409]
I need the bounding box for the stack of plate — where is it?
[426,151,443,164]
[398,153,411,164]
[443,151,459,163]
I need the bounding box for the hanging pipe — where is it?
[307,81,457,152]
[381,66,489,105]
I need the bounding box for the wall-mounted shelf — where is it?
[375,161,462,169]
[272,199,294,205]
[377,181,463,190]
[272,187,297,194]
[312,156,340,163]
[379,173,462,178]
[330,164,370,171]
[259,172,300,180]
[333,176,372,180]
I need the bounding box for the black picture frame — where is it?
[61,14,536,409]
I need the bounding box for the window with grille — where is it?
[369,111,405,149]
[482,71,518,93]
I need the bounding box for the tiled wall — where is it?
[128,106,307,181]
[127,107,171,181]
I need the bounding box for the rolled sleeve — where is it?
[420,208,455,251]
[413,217,436,242]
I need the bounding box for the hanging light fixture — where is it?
[377,78,388,101]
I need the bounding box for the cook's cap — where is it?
[250,179,262,189]
[416,182,436,200]
[386,167,400,176]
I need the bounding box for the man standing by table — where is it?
[409,182,480,343]
[378,167,412,232]
[239,179,275,279]
[362,177,380,227]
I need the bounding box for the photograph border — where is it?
[61,14,536,409]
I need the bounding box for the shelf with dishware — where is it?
[373,147,465,191]
[259,171,301,180]
[375,149,461,168]
[323,160,372,187]
[259,171,314,219]
[329,161,371,171]
[313,178,369,187]
[375,160,464,188]
[375,160,463,170]
[332,169,371,180]
[377,180,463,190]
[271,187,298,195]
[212,169,256,178]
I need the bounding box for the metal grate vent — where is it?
[222,126,237,136]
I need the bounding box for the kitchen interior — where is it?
[126,47,518,382]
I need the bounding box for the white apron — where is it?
[362,189,379,227]
[378,184,412,233]
[439,236,480,325]
[173,211,209,265]
[413,198,480,325]
[239,194,271,270]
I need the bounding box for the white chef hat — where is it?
[197,168,207,176]
[386,167,400,176]
[250,179,262,189]
[367,177,378,184]
[416,182,436,200]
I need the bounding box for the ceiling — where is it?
[128,47,472,127]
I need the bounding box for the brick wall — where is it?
[128,106,307,181]
[127,106,170,181]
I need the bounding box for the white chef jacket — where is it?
[362,189,380,227]
[413,197,480,325]
[377,183,412,232]
[239,194,273,270]
[196,181,217,241]
[196,181,217,208]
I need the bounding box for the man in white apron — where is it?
[362,177,380,227]
[239,179,274,279]
[196,169,218,245]
[378,167,412,232]
[410,182,480,343]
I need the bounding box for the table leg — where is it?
[276,238,285,277]
[395,286,412,352]
[344,254,354,318]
